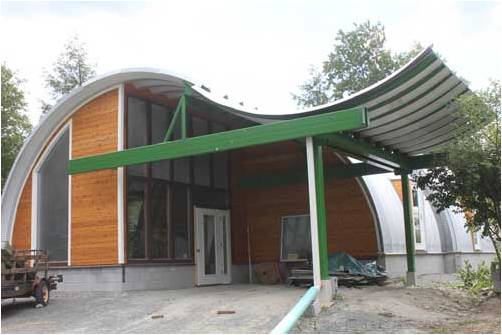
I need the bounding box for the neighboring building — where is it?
[1,47,495,291]
[367,173,494,277]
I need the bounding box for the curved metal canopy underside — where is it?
[129,46,468,157]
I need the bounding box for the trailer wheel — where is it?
[34,281,49,307]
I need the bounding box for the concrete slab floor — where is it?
[1,284,306,334]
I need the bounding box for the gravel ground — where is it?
[2,275,499,334]
[295,275,501,334]
[1,284,305,333]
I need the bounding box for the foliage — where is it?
[1,64,32,189]
[42,35,96,115]
[456,261,493,295]
[293,21,423,107]
[417,80,501,263]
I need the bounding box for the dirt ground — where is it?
[295,277,501,334]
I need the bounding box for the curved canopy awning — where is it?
[67,46,466,175]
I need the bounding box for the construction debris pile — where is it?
[286,252,387,287]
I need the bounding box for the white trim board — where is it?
[117,83,125,264]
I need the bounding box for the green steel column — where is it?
[180,95,187,140]
[401,172,416,273]
[181,82,191,140]
[314,143,329,280]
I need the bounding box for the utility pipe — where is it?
[270,286,320,334]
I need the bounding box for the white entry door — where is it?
[195,207,231,286]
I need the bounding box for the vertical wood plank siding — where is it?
[391,179,403,201]
[11,177,32,249]
[71,89,118,265]
[230,141,378,263]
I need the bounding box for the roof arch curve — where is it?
[1,68,198,243]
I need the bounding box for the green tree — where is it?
[42,35,96,114]
[1,64,32,189]
[293,21,423,107]
[417,80,501,263]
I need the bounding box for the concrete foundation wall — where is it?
[51,264,250,291]
[383,252,496,278]
[50,253,495,291]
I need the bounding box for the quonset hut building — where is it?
[1,47,495,293]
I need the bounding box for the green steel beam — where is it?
[401,172,416,274]
[316,134,410,169]
[69,106,368,174]
[317,134,449,172]
[326,163,390,179]
[238,162,389,189]
[406,153,448,170]
[180,95,187,139]
[314,144,329,280]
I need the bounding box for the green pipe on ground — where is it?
[270,286,319,334]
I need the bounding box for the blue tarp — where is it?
[328,252,386,278]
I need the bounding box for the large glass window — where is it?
[126,96,230,262]
[280,215,311,261]
[37,129,69,262]
[192,117,211,187]
[151,104,171,180]
[127,97,148,177]
[172,184,190,259]
[149,182,168,259]
[127,179,146,259]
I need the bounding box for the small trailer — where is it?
[1,248,62,307]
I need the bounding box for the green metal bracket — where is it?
[163,97,182,142]
[164,82,191,142]
[69,106,368,175]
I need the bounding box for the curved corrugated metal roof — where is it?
[133,46,468,157]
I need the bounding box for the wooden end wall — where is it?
[231,141,378,264]
[11,178,32,249]
[71,89,118,265]
[10,89,119,266]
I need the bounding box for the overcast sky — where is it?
[1,0,501,125]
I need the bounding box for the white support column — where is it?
[117,83,125,264]
[305,136,321,313]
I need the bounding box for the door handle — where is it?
[197,249,200,253]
